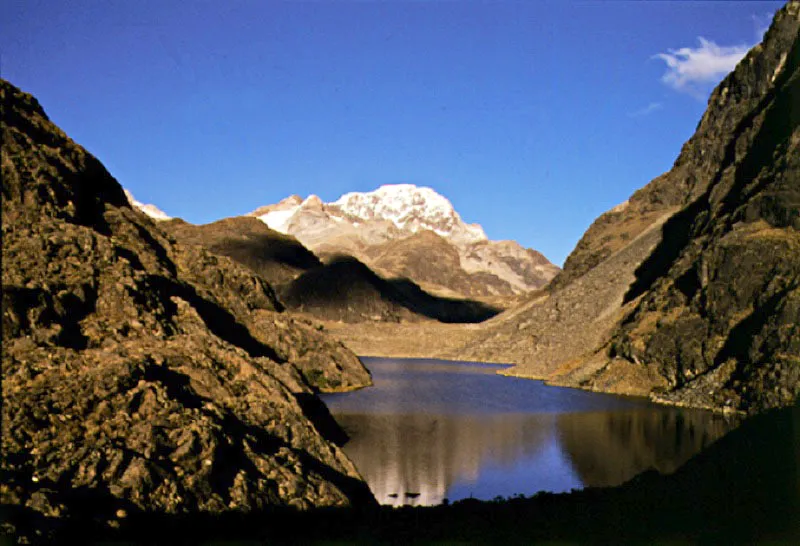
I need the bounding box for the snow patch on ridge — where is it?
[257,207,298,232]
[124,189,172,221]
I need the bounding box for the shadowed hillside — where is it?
[164,220,503,324]
[0,78,375,541]
[280,255,501,323]
[163,216,322,286]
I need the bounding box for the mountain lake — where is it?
[320,357,740,506]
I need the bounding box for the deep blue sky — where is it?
[2,1,782,265]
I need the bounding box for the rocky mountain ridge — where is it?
[0,78,375,539]
[163,216,322,286]
[451,1,800,414]
[251,185,486,246]
[249,185,559,298]
[604,6,800,412]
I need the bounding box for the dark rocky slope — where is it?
[0,79,374,540]
[447,207,674,387]
[162,216,322,286]
[451,2,800,414]
[164,219,501,324]
[584,2,800,413]
[280,255,501,324]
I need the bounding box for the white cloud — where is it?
[628,102,663,117]
[654,37,751,97]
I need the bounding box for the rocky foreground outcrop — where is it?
[30,402,796,543]
[604,6,800,412]
[452,2,800,414]
[0,79,374,539]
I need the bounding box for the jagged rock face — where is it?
[362,231,510,297]
[249,185,558,297]
[0,79,373,538]
[461,240,559,294]
[361,230,559,298]
[452,2,800,414]
[552,3,799,294]
[606,4,800,412]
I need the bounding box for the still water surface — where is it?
[321,357,739,506]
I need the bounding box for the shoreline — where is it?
[345,349,747,415]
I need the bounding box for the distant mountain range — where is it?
[127,183,558,322]
[248,185,559,298]
[162,216,500,324]
[125,181,558,304]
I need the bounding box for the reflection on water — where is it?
[335,413,556,505]
[321,358,739,506]
[558,409,737,487]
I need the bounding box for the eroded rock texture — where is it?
[1,79,373,540]
[608,5,800,412]
[452,2,800,414]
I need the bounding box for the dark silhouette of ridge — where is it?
[280,254,501,323]
[164,217,322,285]
[165,219,501,324]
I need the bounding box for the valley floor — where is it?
[321,319,493,363]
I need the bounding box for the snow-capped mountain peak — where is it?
[246,183,558,296]
[332,184,454,223]
[331,184,486,242]
[251,184,486,245]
